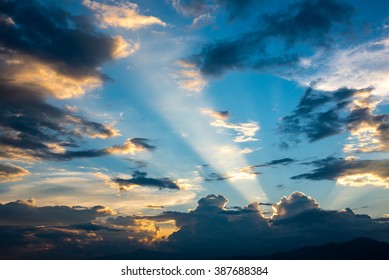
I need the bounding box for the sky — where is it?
[1,0,389,259]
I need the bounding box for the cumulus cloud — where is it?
[272,192,319,220]
[146,191,389,258]
[188,0,353,76]
[2,192,389,259]
[291,156,389,188]
[0,199,113,226]
[83,0,166,30]
[0,223,154,259]
[0,163,30,183]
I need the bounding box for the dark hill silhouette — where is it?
[228,237,389,260]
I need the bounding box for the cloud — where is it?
[272,192,319,220]
[235,158,296,179]
[111,36,140,59]
[171,0,213,17]
[257,158,296,167]
[0,0,134,94]
[101,171,181,191]
[210,120,259,142]
[148,191,389,258]
[203,172,231,182]
[198,163,260,182]
[1,56,103,100]
[0,222,154,259]
[191,13,214,29]
[170,0,257,22]
[105,138,156,155]
[295,37,389,97]
[279,86,389,152]
[2,192,389,259]
[188,0,353,76]
[83,0,166,30]
[0,163,30,183]
[174,61,208,92]
[0,0,154,165]
[0,81,154,162]
[200,108,229,120]
[0,199,113,226]
[291,156,389,188]
[201,108,260,142]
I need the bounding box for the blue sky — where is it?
[1,0,389,259]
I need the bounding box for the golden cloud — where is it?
[83,0,166,30]
[0,162,30,183]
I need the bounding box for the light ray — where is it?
[138,71,268,203]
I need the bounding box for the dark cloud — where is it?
[279,86,389,151]
[0,199,113,226]
[0,81,155,162]
[129,138,156,152]
[0,224,150,259]
[146,205,165,209]
[272,192,319,220]
[291,157,389,187]
[0,0,152,165]
[0,0,121,78]
[0,162,29,183]
[203,172,231,182]
[258,202,273,206]
[112,171,180,190]
[189,0,353,76]
[257,158,296,167]
[237,158,296,178]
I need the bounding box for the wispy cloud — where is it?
[201,108,259,142]
[295,37,389,97]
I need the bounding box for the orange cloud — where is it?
[0,163,30,183]
[83,0,166,30]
